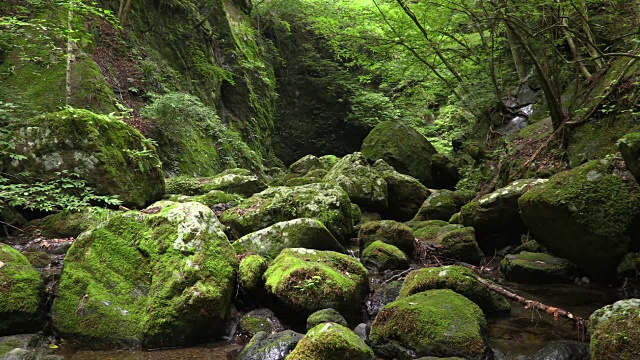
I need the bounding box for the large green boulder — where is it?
[221,183,353,243]
[0,244,43,336]
[398,266,510,315]
[358,220,415,256]
[370,289,488,360]
[37,207,115,238]
[619,132,640,181]
[500,252,577,283]
[411,221,483,265]
[362,241,410,272]
[165,190,242,208]
[373,160,430,221]
[289,155,325,176]
[519,160,640,280]
[324,153,388,211]
[165,169,266,197]
[238,255,268,296]
[51,201,238,347]
[288,323,374,360]
[306,308,348,331]
[460,179,547,248]
[2,109,165,208]
[413,189,475,222]
[589,299,640,360]
[361,121,438,187]
[264,248,368,319]
[232,218,345,260]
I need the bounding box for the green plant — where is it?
[0,170,122,212]
[294,275,324,293]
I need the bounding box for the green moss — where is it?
[589,299,640,360]
[369,289,487,359]
[288,323,374,360]
[318,155,340,170]
[413,222,483,265]
[358,220,415,256]
[23,252,51,269]
[165,170,266,197]
[165,190,243,207]
[500,252,577,283]
[373,159,430,222]
[51,202,238,347]
[263,248,368,317]
[362,241,409,271]
[306,308,348,330]
[619,132,640,180]
[238,255,268,295]
[351,203,362,226]
[323,153,388,211]
[39,207,115,238]
[398,266,510,315]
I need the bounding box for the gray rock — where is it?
[239,330,303,360]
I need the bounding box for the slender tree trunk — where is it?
[118,0,133,26]
[506,26,527,81]
[65,0,75,107]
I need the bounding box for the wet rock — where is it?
[239,330,303,360]
[51,201,238,348]
[617,252,640,279]
[238,309,284,337]
[264,248,368,319]
[220,183,353,243]
[526,340,589,360]
[306,309,348,331]
[353,323,368,342]
[373,160,430,221]
[232,218,345,260]
[410,221,483,265]
[618,132,640,181]
[399,266,510,315]
[519,160,640,280]
[0,244,44,336]
[358,220,415,257]
[589,299,640,360]
[353,212,382,234]
[366,280,402,317]
[288,323,374,360]
[500,252,578,283]
[362,241,410,272]
[165,169,266,197]
[0,202,25,238]
[413,189,475,222]
[36,207,115,238]
[370,289,488,360]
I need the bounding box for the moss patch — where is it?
[288,323,374,360]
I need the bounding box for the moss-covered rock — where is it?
[373,160,430,221]
[589,299,640,360]
[512,240,546,254]
[289,155,325,176]
[370,289,488,360]
[0,244,43,336]
[2,109,165,208]
[617,253,640,279]
[431,153,461,190]
[362,241,410,272]
[361,121,438,187]
[358,220,415,257]
[220,183,353,243]
[318,155,340,170]
[238,308,284,337]
[239,330,303,360]
[232,218,345,260]
[165,169,266,197]
[323,153,388,211]
[351,204,362,226]
[412,221,483,265]
[38,207,115,238]
[288,323,374,360]
[51,201,238,347]
[519,160,640,280]
[263,248,368,319]
[527,341,590,360]
[285,169,328,187]
[165,190,242,208]
[413,190,475,222]
[398,266,510,315]
[238,255,268,296]
[460,178,547,248]
[500,252,578,283]
[619,132,640,181]
[306,308,348,331]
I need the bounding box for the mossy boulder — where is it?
[263,248,368,319]
[220,183,353,243]
[232,218,345,259]
[306,308,348,331]
[38,207,115,238]
[500,252,578,283]
[0,244,43,336]
[51,201,238,347]
[431,153,461,190]
[362,241,410,272]
[617,253,640,279]
[460,179,547,248]
[285,169,328,187]
[527,341,590,360]
[619,132,640,181]
[238,255,268,296]
[358,220,415,257]
[323,153,388,211]
[165,169,266,197]
[361,121,438,187]
[370,289,488,360]
[519,160,640,280]
[398,266,510,315]
[2,109,165,208]
[413,190,475,222]
[351,204,362,225]
[319,155,340,170]
[239,330,303,360]
[288,323,374,360]
[589,299,640,360]
[238,308,284,337]
[373,160,430,221]
[412,221,483,265]
[289,155,325,176]
[165,190,242,208]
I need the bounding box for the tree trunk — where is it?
[506,26,527,81]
